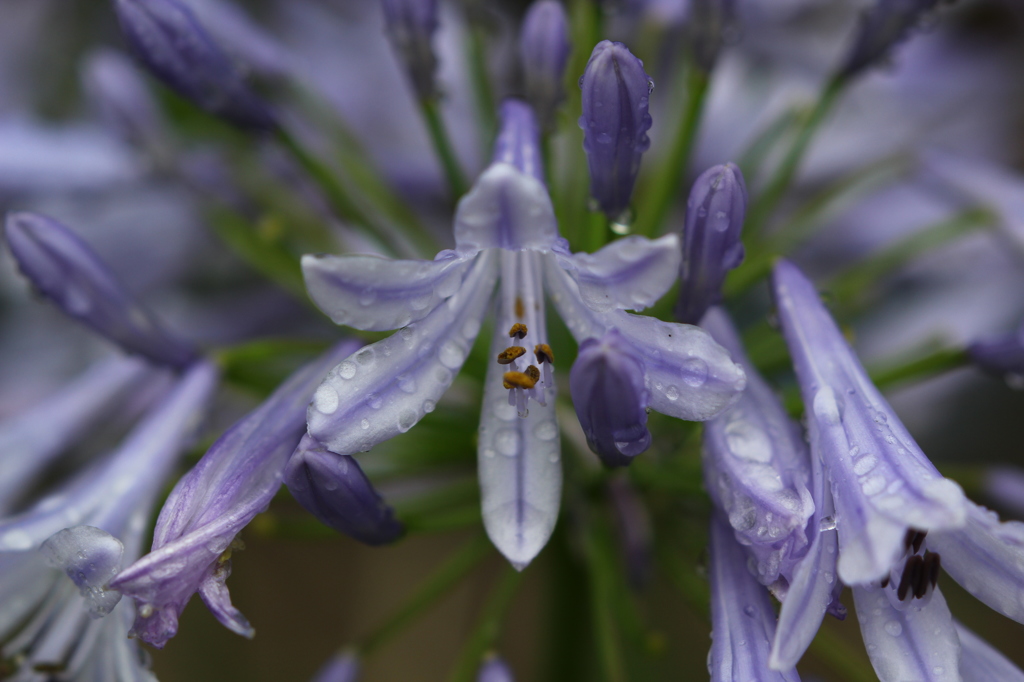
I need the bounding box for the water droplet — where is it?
[439,340,466,369]
[743,605,756,617]
[812,387,842,425]
[397,409,417,432]
[314,385,339,415]
[884,620,903,637]
[534,421,558,441]
[596,132,613,145]
[712,211,730,232]
[680,357,708,388]
[358,289,377,306]
[355,348,375,366]
[724,418,772,463]
[853,454,877,476]
[139,604,154,618]
[483,448,497,459]
[933,667,944,676]
[360,418,370,430]
[495,429,520,457]
[462,318,481,339]
[366,393,383,409]
[400,326,416,344]
[338,361,357,380]
[398,374,417,394]
[819,516,837,532]
[422,400,436,414]
[861,475,886,496]
[324,479,338,491]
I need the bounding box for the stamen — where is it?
[497,346,526,364]
[503,370,538,390]
[896,555,922,601]
[514,296,526,319]
[903,529,927,553]
[880,576,890,589]
[924,551,941,589]
[525,365,541,383]
[509,323,528,340]
[534,344,554,364]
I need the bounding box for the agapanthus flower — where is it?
[520,0,571,133]
[303,98,745,568]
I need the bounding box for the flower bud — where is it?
[114,0,276,130]
[675,163,747,325]
[477,656,515,682]
[520,1,571,132]
[839,0,941,79]
[311,651,361,682]
[578,41,653,222]
[284,435,403,546]
[381,0,440,101]
[968,324,1024,386]
[4,212,198,369]
[569,329,651,468]
[82,48,165,150]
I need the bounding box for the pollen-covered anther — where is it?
[509,323,528,340]
[895,549,941,601]
[503,370,538,390]
[534,343,554,364]
[904,528,927,554]
[497,346,527,365]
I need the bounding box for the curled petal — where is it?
[927,502,1024,624]
[708,515,801,682]
[772,259,967,584]
[546,256,745,421]
[308,251,498,456]
[4,212,197,368]
[851,583,960,682]
[453,164,558,253]
[284,435,403,546]
[700,308,815,585]
[110,345,354,648]
[562,234,681,313]
[302,251,472,331]
[957,621,1024,682]
[41,526,124,619]
[569,330,651,467]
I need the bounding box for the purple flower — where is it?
[578,41,653,222]
[284,434,403,546]
[113,0,276,130]
[311,651,360,682]
[772,259,967,585]
[569,329,651,468]
[110,342,357,648]
[381,0,440,101]
[477,656,515,682]
[0,361,216,678]
[82,48,166,151]
[520,1,571,132]
[4,212,198,369]
[303,100,744,568]
[675,164,747,325]
[707,513,800,682]
[839,0,941,78]
[957,621,1024,681]
[968,323,1024,384]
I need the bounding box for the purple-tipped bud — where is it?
[675,163,747,325]
[311,651,360,682]
[381,0,440,101]
[82,49,165,149]
[569,329,651,468]
[113,0,276,130]
[839,0,941,78]
[3,212,197,368]
[578,41,653,222]
[520,1,571,132]
[477,656,515,682]
[687,0,737,72]
[492,99,544,184]
[968,324,1024,385]
[284,435,403,546]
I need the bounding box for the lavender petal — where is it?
[302,251,473,331]
[40,526,124,619]
[957,621,1024,682]
[562,234,681,313]
[453,164,559,254]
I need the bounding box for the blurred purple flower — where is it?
[381,0,439,101]
[968,322,1024,384]
[520,0,571,132]
[578,41,653,222]
[311,650,360,682]
[477,656,515,682]
[839,0,941,78]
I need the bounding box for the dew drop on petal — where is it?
[534,421,558,441]
[422,400,436,413]
[338,361,357,380]
[360,418,370,430]
[314,385,339,415]
[397,409,417,433]
[439,340,466,369]
[680,357,708,388]
[495,429,520,457]
[883,621,902,637]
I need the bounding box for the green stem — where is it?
[869,345,970,391]
[582,516,627,682]
[745,74,846,235]
[420,98,469,199]
[467,26,498,154]
[586,211,611,253]
[444,567,525,682]
[358,535,491,656]
[634,66,710,237]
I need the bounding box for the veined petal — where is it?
[301,251,473,331]
[927,502,1024,624]
[708,515,801,682]
[479,251,561,570]
[545,257,745,421]
[701,307,815,586]
[284,435,403,545]
[851,583,961,682]
[453,164,558,253]
[309,251,499,456]
[957,621,1024,682]
[560,234,680,313]
[772,259,968,584]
